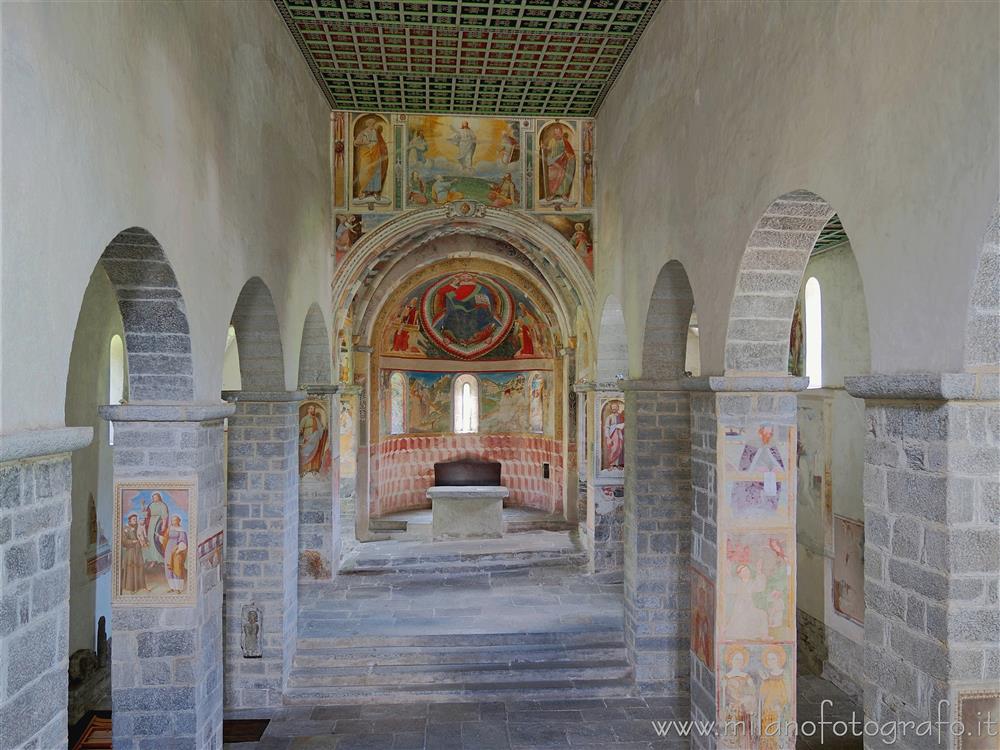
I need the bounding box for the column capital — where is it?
[300,384,340,396]
[99,401,235,422]
[222,390,307,404]
[844,371,996,401]
[0,425,93,462]
[620,378,688,392]
[682,375,809,393]
[339,384,364,395]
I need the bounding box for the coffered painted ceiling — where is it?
[273,0,661,117]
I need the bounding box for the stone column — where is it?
[621,379,692,693]
[845,374,999,750]
[683,376,805,750]
[222,391,302,709]
[98,402,232,750]
[298,385,341,582]
[587,385,626,574]
[353,346,372,539]
[562,347,579,524]
[0,426,92,750]
[338,384,362,542]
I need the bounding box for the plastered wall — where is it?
[596,1,998,377]
[1,0,332,432]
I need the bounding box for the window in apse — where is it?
[453,374,479,434]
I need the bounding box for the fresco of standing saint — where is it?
[299,400,330,478]
[352,114,391,204]
[538,122,577,205]
[601,399,625,471]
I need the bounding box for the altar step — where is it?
[368,518,408,532]
[284,630,634,705]
[338,546,588,577]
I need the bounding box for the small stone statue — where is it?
[241,603,262,658]
[96,616,109,667]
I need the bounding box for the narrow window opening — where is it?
[804,277,823,388]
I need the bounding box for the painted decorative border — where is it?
[198,529,224,570]
[112,480,198,607]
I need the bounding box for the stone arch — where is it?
[641,260,695,380]
[298,302,332,387]
[97,227,194,401]
[724,190,836,375]
[596,294,628,382]
[230,277,285,391]
[964,206,1000,373]
[332,204,596,342]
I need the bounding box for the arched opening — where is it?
[64,227,194,734]
[596,294,628,383]
[368,256,564,518]
[298,302,332,387]
[453,373,480,434]
[229,276,286,392]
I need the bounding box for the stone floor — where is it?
[224,696,688,749]
[226,530,863,748]
[224,680,862,750]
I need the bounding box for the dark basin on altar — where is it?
[433,459,502,487]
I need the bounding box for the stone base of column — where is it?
[0,426,92,750]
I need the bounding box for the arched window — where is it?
[109,334,125,444]
[389,371,406,435]
[453,374,479,434]
[804,277,822,388]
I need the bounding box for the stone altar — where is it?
[427,485,509,540]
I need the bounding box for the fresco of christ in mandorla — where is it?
[419,272,514,359]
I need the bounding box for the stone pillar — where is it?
[562,347,579,524]
[338,384,362,542]
[353,346,372,539]
[621,380,692,693]
[0,426,92,750]
[845,374,1000,750]
[298,385,341,582]
[684,376,805,750]
[222,391,302,709]
[98,402,232,750]
[587,385,626,573]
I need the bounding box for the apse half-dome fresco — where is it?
[381,270,554,361]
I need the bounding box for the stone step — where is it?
[368,518,408,532]
[282,675,638,705]
[504,520,578,533]
[295,629,624,651]
[287,661,631,688]
[341,553,588,577]
[293,644,627,669]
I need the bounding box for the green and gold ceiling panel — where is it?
[274,0,661,116]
